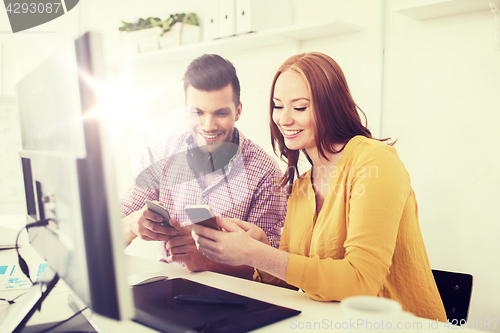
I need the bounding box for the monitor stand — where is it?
[1,267,99,333]
[0,267,59,333]
[20,313,97,333]
[20,293,98,333]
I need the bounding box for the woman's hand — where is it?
[223,218,271,245]
[191,216,263,266]
[192,216,291,280]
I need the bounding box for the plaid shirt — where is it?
[121,130,287,260]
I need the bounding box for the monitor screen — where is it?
[3,31,302,333]
[2,31,134,332]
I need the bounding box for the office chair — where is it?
[432,269,473,325]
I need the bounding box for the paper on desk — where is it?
[0,263,48,290]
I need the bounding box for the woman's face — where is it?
[272,69,315,151]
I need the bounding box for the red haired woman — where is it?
[191,52,446,321]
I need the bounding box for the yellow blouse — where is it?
[254,136,446,321]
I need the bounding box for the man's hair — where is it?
[183,54,240,107]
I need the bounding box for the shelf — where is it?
[394,0,491,20]
[110,19,362,69]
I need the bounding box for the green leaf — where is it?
[185,14,199,26]
[120,12,199,34]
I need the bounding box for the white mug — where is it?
[340,296,420,333]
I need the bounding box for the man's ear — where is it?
[235,102,242,121]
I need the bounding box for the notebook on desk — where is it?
[133,278,301,333]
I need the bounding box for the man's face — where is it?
[186,84,242,152]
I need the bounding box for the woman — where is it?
[191,52,446,321]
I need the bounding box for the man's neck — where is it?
[204,173,218,188]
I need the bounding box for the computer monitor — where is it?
[0,31,134,333]
[3,30,301,333]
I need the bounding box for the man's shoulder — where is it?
[239,134,270,157]
[239,134,281,172]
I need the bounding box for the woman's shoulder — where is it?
[347,136,412,196]
[348,135,393,150]
[346,135,400,162]
[341,136,409,180]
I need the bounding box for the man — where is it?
[121,54,286,280]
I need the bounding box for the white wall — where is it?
[0,4,81,95]
[0,0,499,329]
[0,96,23,214]
[80,0,384,195]
[0,4,81,215]
[384,0,500,328]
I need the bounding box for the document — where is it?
[0,263,48,290]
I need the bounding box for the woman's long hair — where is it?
[269,52,391,192]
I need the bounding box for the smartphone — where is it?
[184,205,220,230]
[145,200,171,227]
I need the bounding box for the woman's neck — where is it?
[306,144,344,181]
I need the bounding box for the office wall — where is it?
[0,97,23,215]
[78,0,383,196]
[0,0,498,328]
[0,6,81,215]
[384,0,500,328]
[0,5,81,95]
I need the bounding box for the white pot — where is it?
[122,27,163,54]
[159,23,200,49]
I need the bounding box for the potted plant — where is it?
[119,13,200,54]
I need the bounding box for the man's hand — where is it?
[122,203,179,246]
[165,219,215,272]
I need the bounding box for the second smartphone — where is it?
[184,205,220,230]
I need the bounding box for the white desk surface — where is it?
[0,218,481,333]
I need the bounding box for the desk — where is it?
[0,220,482,333]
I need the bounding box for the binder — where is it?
[236,0,293,35]
[219,0,236,38]
[203,1,221,41]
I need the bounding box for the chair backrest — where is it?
[432,269,473,325]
